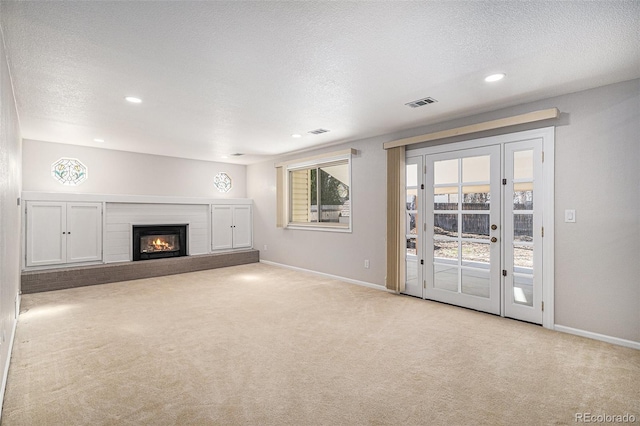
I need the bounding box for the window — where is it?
[277,149,354,232]
[51,157,88,186]
[213,172,232,193]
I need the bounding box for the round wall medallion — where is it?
[51,157,88,186]
[214,172,232,193]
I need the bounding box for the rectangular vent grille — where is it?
[405,97,438,108]
[308,128,330,135]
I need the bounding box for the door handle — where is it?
[491,237,497,243]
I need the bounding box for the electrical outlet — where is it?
[364,259,370,269]
[263,245,268,251]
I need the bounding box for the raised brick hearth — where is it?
[21,250,260,294]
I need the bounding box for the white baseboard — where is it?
[0,293,20,421]
[554,324,640,350]
[259,260,391,292]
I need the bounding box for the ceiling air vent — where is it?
[308,128,330,135]
[405,97,438,108]
[230,153,244,157]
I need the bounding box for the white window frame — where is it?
[279,149,354,233]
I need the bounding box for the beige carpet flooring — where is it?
[2,263,639,425]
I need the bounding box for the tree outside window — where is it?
[289,160,350,227]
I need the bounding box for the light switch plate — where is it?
[565,209,576,223]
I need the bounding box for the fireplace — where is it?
[132,224,188,261]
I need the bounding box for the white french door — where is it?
[404,130,550,325]
[425,145,502,315]
[503,140,543,324]
[404,156,423,298]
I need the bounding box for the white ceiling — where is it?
[1,1,638,165]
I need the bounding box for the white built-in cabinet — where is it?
[25,201,103,267]
[22,193,253,270]
[211,205,252,250]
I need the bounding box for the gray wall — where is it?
[22,140,247,199]
[248,79,640,343]
[0,18,22,406]
[248,137,388,286]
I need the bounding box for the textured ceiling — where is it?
[1,1,639,164]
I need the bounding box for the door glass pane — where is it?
[406,189,417,210]
[434,214,457,237]
[513,245,533,269]
[406,164,418,187]
[513,186,533,210]
[407,212,417,235]
[513,274,534,306]
[434,159,458,185]
[406,238,417,256]
[434,264,458,292]
[514,150,533,180]
[462,269,490,298]
[434,238,458,260]
[407,259,418,287]
[434,186,458,210]
[462,155,490,183]
[462,185,490,210]
[513,214,533,242]
[462,214,490,239]
[461,242,490,265]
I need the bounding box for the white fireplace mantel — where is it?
[21,191,252,205]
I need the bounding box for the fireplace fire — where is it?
[132,225,188,261]
[141,236,177,253]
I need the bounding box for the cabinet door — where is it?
[232,206,252,249]
[67,203,103,263]
[212,206,233,250]
[26,202,66,267]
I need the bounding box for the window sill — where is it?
[286,223,352,233]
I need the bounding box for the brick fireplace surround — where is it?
[21,250,259,294]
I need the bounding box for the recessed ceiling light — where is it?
[220,155,229,159]
[291,134,302,138]
[125,96,142,103]
[93,138,105,143]
[484,73,506,82]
